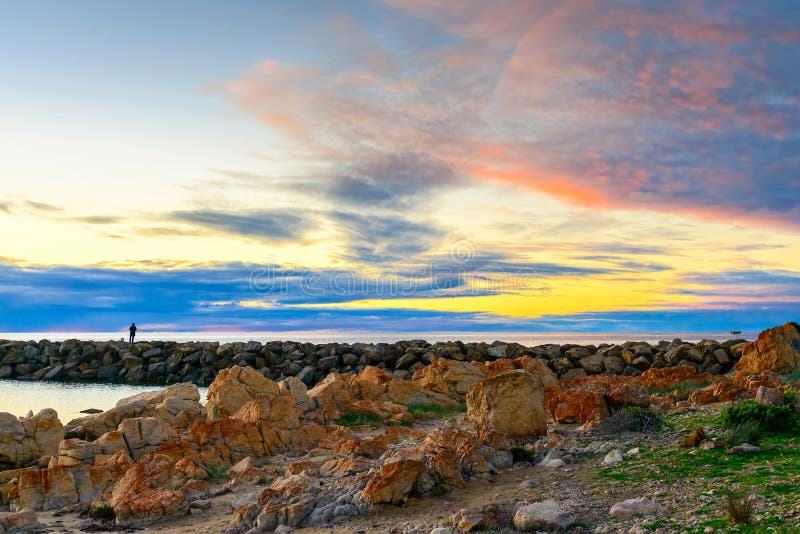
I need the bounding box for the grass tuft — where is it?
[596,406,662,433]
[648,379,713,399]
[724,490,756,525]
[406,403,466,420]
[88,504,116,520]
[206,464,230,483]
[727,419,762,445]
[333,409,387,427]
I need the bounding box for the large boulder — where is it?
[206,366,277,420]
[0,409,64,468]
[735,322,800,375]
[553,375,649,427]
[609,497,667,519]
[466,370,547,447]
[118,417,177,460]
[412,359,488,401]
[66,382,203,440]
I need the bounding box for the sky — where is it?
[1,0,799,333]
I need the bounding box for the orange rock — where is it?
[231,391,301,429]
[206,366,279,420]
[735,322,800,375]
[466,371,547,446]
[360,459,426,504]
[553,389,609,425]
[113,487,187,527]
[682,428,706,447]
[412,359,488,401]
[637,365,712,390]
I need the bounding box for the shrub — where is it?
[88,504,115,520]
[510,444,537,463]
[596,406,662,433]
[333,410,386,427]
[726,420,762,445]
[206,464,229,483]
[724,491,755,525]
[783,369,800,384]
[784,389,797,405]
[406,403,466,420]
[720,399,800,435]
[648,380,713,400]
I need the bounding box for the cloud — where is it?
[25,201,62,212]
[71,216,122,225]
[328,211,443,263]
[170,209,312,242]
[0,260,793,333]
[219,1,800,227]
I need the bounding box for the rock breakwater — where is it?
[0,335,750,387]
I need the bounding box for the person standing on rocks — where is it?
[129,322,137,343]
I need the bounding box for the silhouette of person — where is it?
[129,322,137,343]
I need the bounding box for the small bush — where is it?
[720,399,800,435]
[784,389,797,405]
[596,406,662,433]
[783,369,800,384]
[333,410,386,427]
[726,420,762,445]
[88,504,116,520]
[648,380,713,400]
[725,491,756,525]
[206,464,229,483]
[510,444,536,463]
[406,403,466,420]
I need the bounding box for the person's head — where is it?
[131,322,135,326]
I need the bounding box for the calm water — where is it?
[0,380,208,421]
[0,330,754,345]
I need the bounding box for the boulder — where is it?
[360,459,426,505]
[206,366,277,419]
[466,370,547,447]
[735,322,800,375]
[513,500,574,532]
[412,359,488,401]
[66,382,203,440]
[609,497,667,519]
[754,386,784,406]
[0,409,64,468]
[118,417,177,460]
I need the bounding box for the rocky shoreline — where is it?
[0,335,748,387]
[0,322,798,533]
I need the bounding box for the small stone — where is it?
[609,497,667,519]
[518,479,539,490]
[602,449,624,465]
[514,500,574,531]
[625,447,640,457]
[728,443,760,454]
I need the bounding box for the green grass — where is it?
[206,464,229,483]
[406,402,466,420]
[783,370,800,384]
[333,409,387,427]
[648,380,713,398]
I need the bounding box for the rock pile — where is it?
[0,334,749,386]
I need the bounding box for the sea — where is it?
[0,330,753,420]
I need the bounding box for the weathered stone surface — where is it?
[735,322,800,374]
[65,382,203,440]
[118,417,177,460]
[0,409,64,468]
[466,371,547,446]
[206,366,276,420]
[360,459,426,505]
[609,497,667,519]
[513,500,574,531]
[412,359,488,401]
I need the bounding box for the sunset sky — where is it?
[2,1,799,332]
